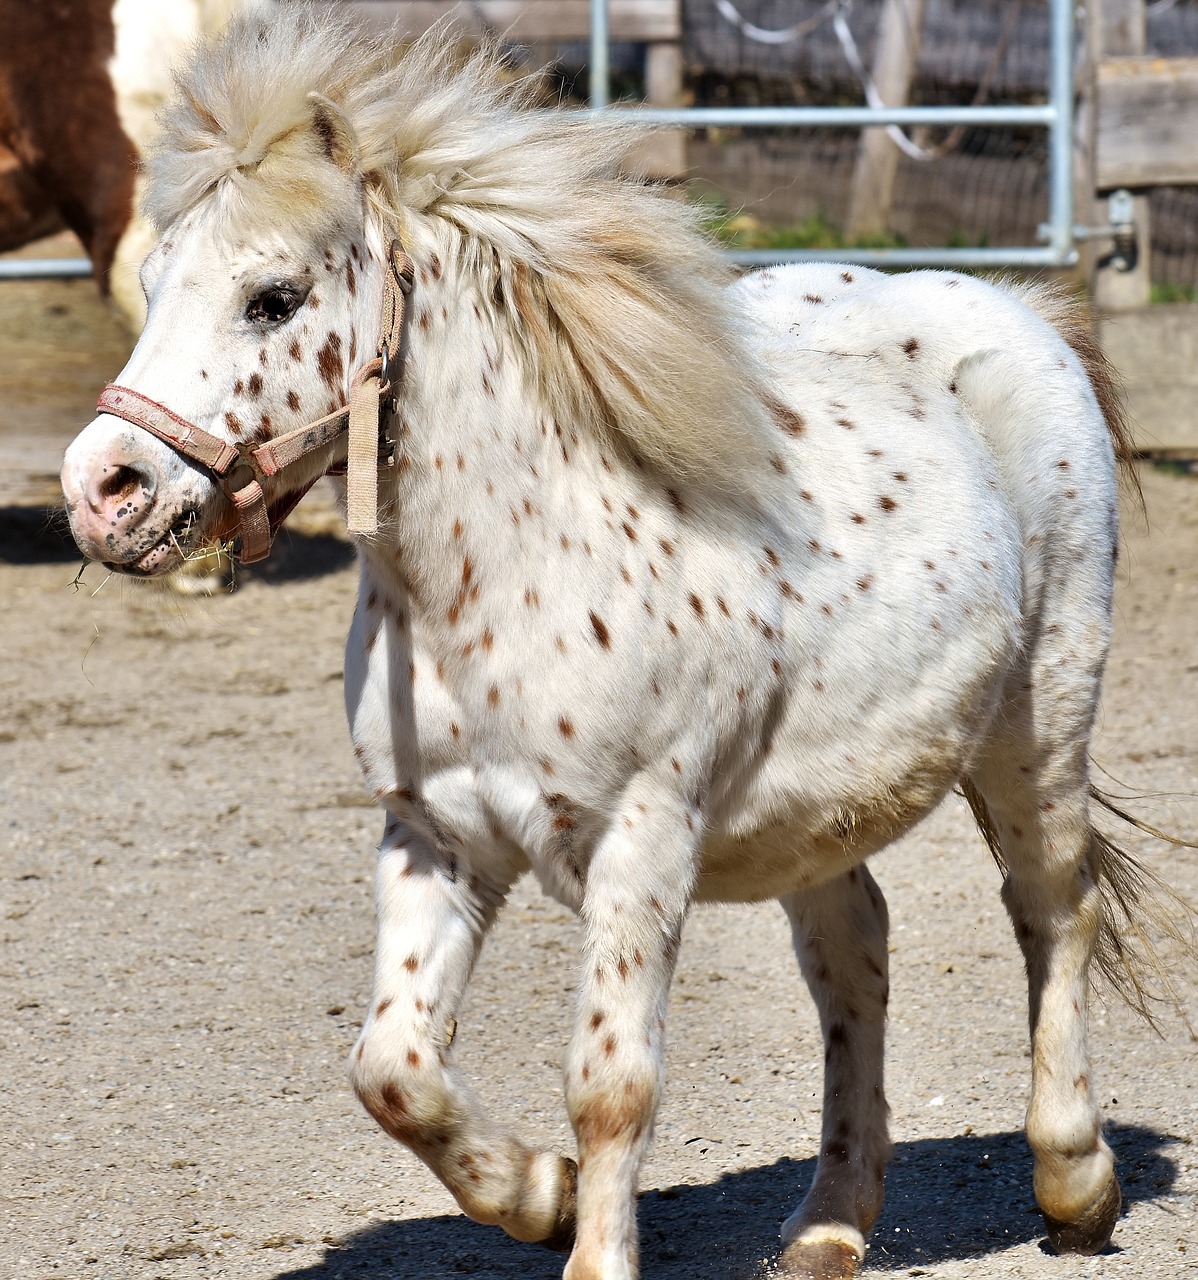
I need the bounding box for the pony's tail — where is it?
[1008,280,1145,517]
[959,779,1197,1036]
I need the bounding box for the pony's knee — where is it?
[348,1028,449,1145]
[568,1069,658,1151]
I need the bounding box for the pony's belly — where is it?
[696,752,959,903]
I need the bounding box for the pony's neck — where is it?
[367,226,612,618]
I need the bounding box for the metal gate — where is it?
[589,0,1079,269]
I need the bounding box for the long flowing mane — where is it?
[145,6,777,484]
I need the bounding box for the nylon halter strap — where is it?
[95,240,416,564]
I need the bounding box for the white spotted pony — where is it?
[61,10,1176,1278]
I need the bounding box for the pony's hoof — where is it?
[776,1238,862,1279]
[1043,1175,1121,1255]
[538,1156,578,1253]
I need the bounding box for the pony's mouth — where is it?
[102,505,205,576]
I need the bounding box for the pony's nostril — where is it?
[96,464,150,508]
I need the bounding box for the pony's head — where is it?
[62,6,777,575]
[62,13,389,573]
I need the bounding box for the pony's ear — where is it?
[307,92,359,174]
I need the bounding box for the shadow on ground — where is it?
[272,1123,1179,1279]
[0,504,80,564]
[237,525,355,583]
[0,503,355,581]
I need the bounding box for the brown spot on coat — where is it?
[770,399,806,437]
[903,337,921,359]
[573,1085,652,1147]
[589,612,611,649]
[316,331,344,392]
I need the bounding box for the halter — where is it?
[95,240,416,564]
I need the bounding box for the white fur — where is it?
[62,11,1130,1278]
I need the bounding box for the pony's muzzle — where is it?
[63,444,154,546]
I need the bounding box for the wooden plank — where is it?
[1096,56,1198,188]
[1088,0,1150,312]
[336,1,680,43]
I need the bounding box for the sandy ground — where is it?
[1,247,1195,1280]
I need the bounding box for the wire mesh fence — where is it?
[673,0,1198,290]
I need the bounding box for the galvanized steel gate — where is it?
[588,0,1080,269]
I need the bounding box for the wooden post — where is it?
[1088,0,1151,311]
[637,40,686,179]
[845,0,926,241]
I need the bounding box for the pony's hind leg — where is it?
[965,742,1120,1252]
[775,864,892,1279]
[348,816,577,1249]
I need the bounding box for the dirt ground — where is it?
[1,244,1195,1280]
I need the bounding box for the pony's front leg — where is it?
[776,865,891,1280]
[349,817,577,1247]
[563,785,696,1280]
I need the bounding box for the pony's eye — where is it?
[245,287,304,325]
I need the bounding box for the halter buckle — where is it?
[223,442,267,498]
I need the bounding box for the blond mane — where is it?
[145,5,776,485]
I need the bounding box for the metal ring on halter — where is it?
[224,441,267,496]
